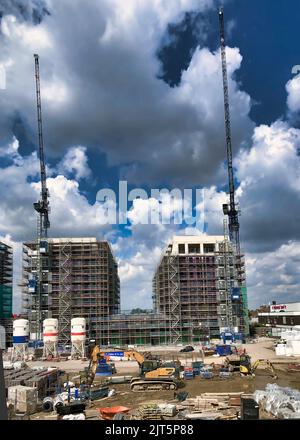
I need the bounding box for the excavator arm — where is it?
[86,346,103,385]
[251,359,278,379]
[124,350,146,366]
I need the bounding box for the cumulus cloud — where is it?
[286,74,300,113]
[246,241,300,307]
[57,146,91,180]
[236,121,300,252]
[0,0,50,24]
[0,0,253,186]
[0,0,299,312]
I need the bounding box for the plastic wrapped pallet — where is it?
[157,404,176,416]
[254,384,300,419]
[8,385,37,414]
[62,413,85,420]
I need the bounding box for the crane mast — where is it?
[33,54,50,340]
[34,54,50,237]
[218,8,240,255]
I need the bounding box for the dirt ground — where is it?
[31,369,300,420]
[28,338,300,420]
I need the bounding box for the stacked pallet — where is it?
[8,385,38,414]
[4,367,60,398]
[137,404,163,420]
[177,392,243,420]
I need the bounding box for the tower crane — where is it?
[218,8,240,255]
[32,54,50,340]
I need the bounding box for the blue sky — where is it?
[0,0,299,311]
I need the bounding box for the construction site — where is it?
[2,337,300,420]
[0,7,300,423]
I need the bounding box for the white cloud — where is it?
[0,136,19,158]
[57,146,91,180]
[286,74,300,113]
[236,121,300,251]
[246,241,300,308]
[0,0,299,312]
[1,14,52,49]
[0,0,253,185]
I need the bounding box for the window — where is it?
[178,244,185,254]
[188,244,200,253]
[204,243,215,253]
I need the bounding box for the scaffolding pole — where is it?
[58,241,72,345]
[168,255,181,344]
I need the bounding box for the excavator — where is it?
[86,344,180,392]
[240,356,278,379]
[223,354,278,379]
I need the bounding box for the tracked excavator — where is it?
[86,345,180,391]
[224,354,278,379]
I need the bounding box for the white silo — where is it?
[71,318,86,359]
[11,319,29,362]
[43,318,58,358]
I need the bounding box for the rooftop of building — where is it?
[170,235,227,244]
[159,234,232,258]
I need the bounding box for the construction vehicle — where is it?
[240,357,278,379]
[224,354,277,379]
[86,345,180,391]
[85,345,116,385]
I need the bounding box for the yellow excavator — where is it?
[240,356,278,379]
[86,345,180,391]
[224,354,278,379]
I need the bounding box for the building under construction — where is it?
[153,235,249,344]
[20,234,248,347]
[0,242,13,347]
[21,238,120,344]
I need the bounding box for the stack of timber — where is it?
[137,404,163,420]
[177,392,243,420]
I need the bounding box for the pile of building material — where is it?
[254,384,300,419]
[4,367,60,398]
[176,392,243,420]
[276,330,300,356]
[8,385,38,415]
[136,404,163,420]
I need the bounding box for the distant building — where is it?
[258,301,300,335]
[21,238,120,344]
[153,235,249,343]
[0,242,13,347]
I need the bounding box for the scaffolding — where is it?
[168,255,181,344]
[153,236,248,343]
[58,240,72,345]
[0,243,13,347]
[22,238,120,345]
[97,311,171,346]
[218,219,234,330]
